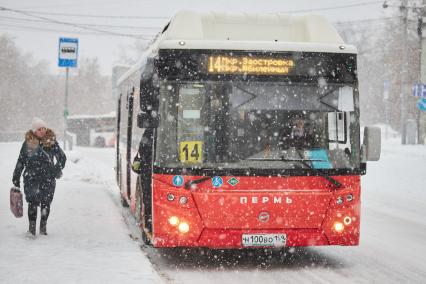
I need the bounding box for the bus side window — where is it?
[127,90,134,143]
[116,93,122,144]
[119,93,128,144]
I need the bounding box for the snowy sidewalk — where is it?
[0,143,162,284]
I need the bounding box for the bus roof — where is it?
[67,112,116,120]
[116,11,356,87]
[158,11,356,53]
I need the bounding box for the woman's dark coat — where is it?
[12,129,66,204]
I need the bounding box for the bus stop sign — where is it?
[58,37,78,68]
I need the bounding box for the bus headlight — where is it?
[168,216,179,226]
[333,222,344,233]
[178,222,190,233]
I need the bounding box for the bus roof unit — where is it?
[158,11,356,53]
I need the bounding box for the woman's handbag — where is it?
[10,187,23,218]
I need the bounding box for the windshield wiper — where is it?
[246,155,342,189]
[294,150,341,189]
[184,176,211,190]
[245,158,320,162]
[183,152,342,190]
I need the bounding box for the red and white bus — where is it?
[115,11,381,248]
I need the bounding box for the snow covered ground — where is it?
[0,143,162,284]
[1,138,426,283]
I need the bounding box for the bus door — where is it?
[118,89,134,206]
[116,93,122,185]
[138,77,158,234]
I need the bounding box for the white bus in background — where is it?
[67,112,116,147]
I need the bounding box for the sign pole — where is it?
[64,67,69,150]
[58,37,78,150]
[420,1,426,143]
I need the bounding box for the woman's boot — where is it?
[26,221,36,239]
[40,220,47,235]
[40,203,50,235]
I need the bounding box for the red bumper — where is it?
[151,174,361,248]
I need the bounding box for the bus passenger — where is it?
[281,115,315,149]
[12,117,66,238]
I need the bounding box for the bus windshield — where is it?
[155,81,360,171]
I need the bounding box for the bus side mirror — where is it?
[361,126,381,162]
[137,112,159,128]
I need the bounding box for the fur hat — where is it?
[31,117,47,132]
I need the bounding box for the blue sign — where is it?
[412,83,426,98]
[417,98,426,112]
[172,175,184,187]
[211,176,223,188]
[58,37,78,68]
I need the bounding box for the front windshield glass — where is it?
[155,81,360,170]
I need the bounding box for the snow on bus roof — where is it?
[158,11,356,53]
[67,112,116,120]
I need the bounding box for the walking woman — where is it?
[12,117,66,238]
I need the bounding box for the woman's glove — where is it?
[12,179,20,188]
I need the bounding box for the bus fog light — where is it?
[333,222,344,233]
[178,222,190,233]
[179,196,188,204]
[167,194,175,202]
[168,216,179,226]
[346,194,353,202]
[343,216,352,225]
[336,196,343,205]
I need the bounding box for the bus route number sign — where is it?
[207,55,294,75]
[179,141,202,163]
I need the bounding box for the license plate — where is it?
[241,233,287,247]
